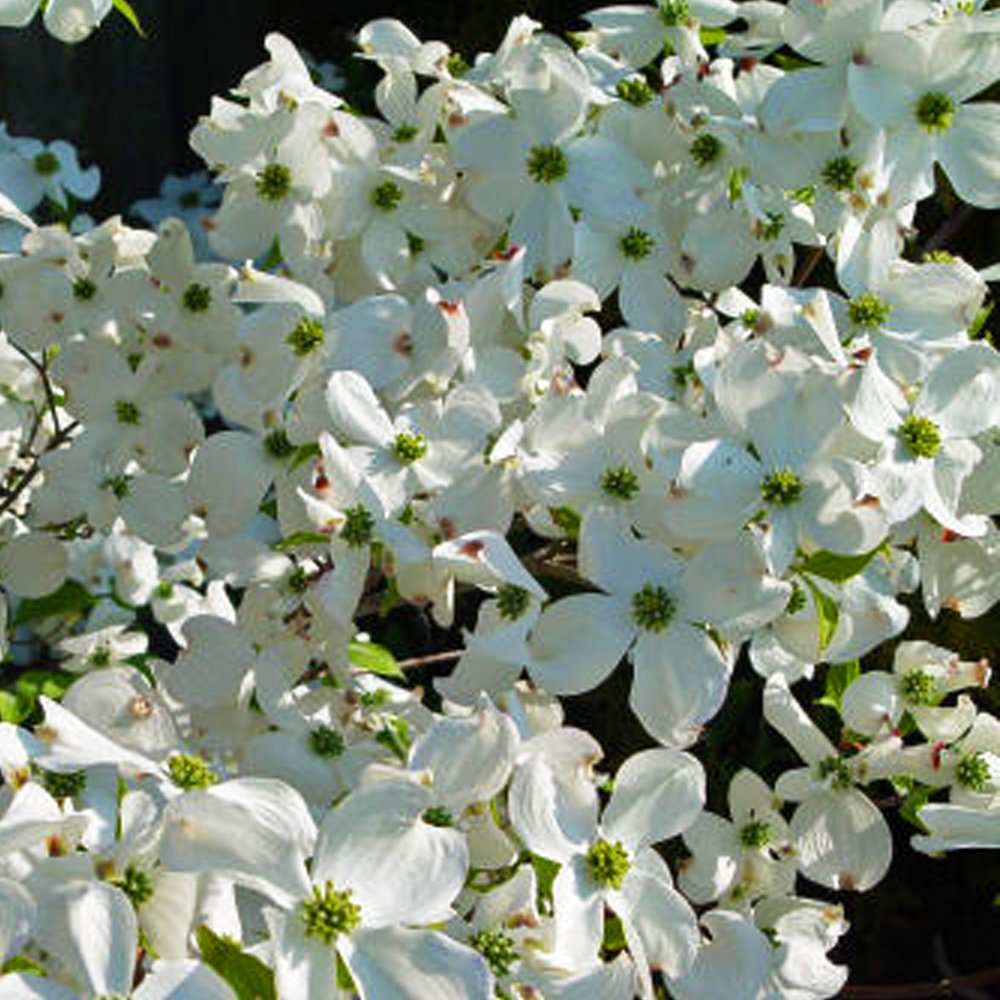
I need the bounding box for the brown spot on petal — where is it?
[940,528,962,543]
[459,539,485,559]
[393,330,414,357]
[323,119,340,138]
[837,872,858,891]
[129,694,154,720]
[438,298,461,316]
[152,332,173,349]
[47,835,68,857]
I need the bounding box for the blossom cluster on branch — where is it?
[0,1,998,997]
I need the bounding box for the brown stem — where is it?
[0,420,79,517]
[792,245,825,287]
[397,649,463,670]
[841,966,1000,999]
[9,341,62,436]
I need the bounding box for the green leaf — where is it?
[773,52,816,71]
[529,854,561,917]
[195,925,276,1000]
[898,784,933,833]
[336,953,356,991]
[289,442,321,472]
[804,579,839,653]
[601,914,628,959]
[273,530,331,552]
[699,25,727,45]
[0,669,77,723]
[2,955,46,976]
[348,640,404,679]
[796,541,887,584]
[12,579,96,626]
[112,0,146,36]
[258,497,278,520]
[970,300,994,339]
[815,660,860,712]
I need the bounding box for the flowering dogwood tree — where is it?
[0,2,999,998]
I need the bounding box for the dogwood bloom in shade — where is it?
[510,746,704,997]
[763,675,893,892]
[911,802,1000,853]
[840,639,990,741]
[678,768,795,907]
[0,529,67,598]
[0,135,100,211]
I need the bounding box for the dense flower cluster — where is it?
[0,2,998,997]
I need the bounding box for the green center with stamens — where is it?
[341,504,375,548]
[690,133,723,168]
[739,819,772,849]
[73,277,97,301]
[497,583,531,621]
[371,180,403,211]
[115,400,141,425]
[631,583,676,633]
[955,752,990,792]
[301,882,362,944]
[469,928,519,978]
[34,151,60,176]
[898,415,941,459]
[616,78,654,106]
[601,465,641,500]
[821,155,858,192]
[761,468,803,506]
[816,755,853,791]
[39,767,87,799]
[310,726,346,758]
[914,91,955,133]
[619,227,655,261]
[168,754,217,790]
[111,864,154,908]
[659,0,690,25]
[286,317,325,356]
[586,838,631,889]
[900,670,938,706]
[183,282,212,313]
[256,163,292,202]
[392,431,427,464]
[526,145,569,184]
[848,292,891,328]
[422,806,455,827]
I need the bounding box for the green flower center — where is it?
[392,431,426,464]
[586,838,631,890]
[256,163,293,202]
[469,928,519,979]
[263,428,295,458]
[631,583,676,633]
[286,317,325,357]
[659,0,690,25]
[760,468,803,506]
[167,754,217,791]
[923,250,954,264]
[182,282,212,313]
[955,752,991,792]
[914,91,955,133]
[739,819,772,849]
[310,726,346,758]
[111,864,154,908]
[301,881,361,944]
[741,308,760,328]
[550,505,581,539]
[89,646,112,667]
[616,78,654,106]
[179,191,201,208]
[690,133,723,168]
[816,755,853,791]
[422,806,455,827]
[672,360,696,388]
[38,766,87,799]
[392,122,419,143]
[900,669,938,706]
[821,156,858,192]
[371,180,404,211]
[341,504,375,548]
[526,145,569,184]
[848,292,891,328]
[786,582,807,615]
[497,583,531,621]
[898,415,941,459]
[600,465,641,500]
[101,475,130,500]
[114,400,141,425]
[618,227,655,261]
[72,277,97,301]
[34,151,60,176]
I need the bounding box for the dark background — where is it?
[2,1,1000,994]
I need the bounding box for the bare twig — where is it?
[840,966,1000,999]
[792,245,825,287]
[397,649,463,670]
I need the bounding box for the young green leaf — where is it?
[195,925,276,1000]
